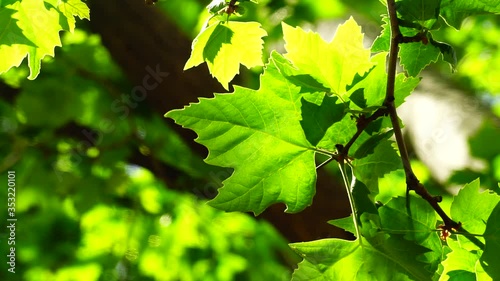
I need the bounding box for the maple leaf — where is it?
[283,17,373,99]
[169,52,317,214]
[184,21,267,90]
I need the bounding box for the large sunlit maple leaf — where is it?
[169,52,317,215]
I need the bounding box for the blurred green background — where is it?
[1,0,499,280]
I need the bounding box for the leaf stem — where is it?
[338,162,362,244]
[312,148,338,169]
[385,0,461,230]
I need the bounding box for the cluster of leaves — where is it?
[168,0,500,280]
[0,2,299,278]
[1,150,292,281]
[0,0,499,280]
[0,26,295,280]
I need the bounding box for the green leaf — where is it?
[352,139,402,194]
[300,96,346,146]
[347,52,420,107]
[379,197,436,243]
[290,235,432,281]
[266,51,328,108]
[371,16,390,53]
[376,24,455,76]
[481,202,500,280]
[396,0,441,29]
[0,0,89,79]
[283,17,373,99]
[54,0,90,33]
[348,88,368,109]
[400,36,458,77]
[379,197,443,273]
[316,114,357,151]
[352,179,379,223]
[328,215,356,236]
[346,53,388,107]
[451,179,500,250]
[184,21,267,90]
[353,130,393,162]
[372,16,426,52]
[167,53,316,215]
[441,239,483,281]
[271,52,333,95]
[394,74,421,107]
[429,37,457,72]
[440,0,500,29]
[399,42,441,77]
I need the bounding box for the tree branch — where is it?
[340,107,387,159]
[385,0,461,230]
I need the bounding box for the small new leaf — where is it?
[184,21,267,90]
[399,42,440,77]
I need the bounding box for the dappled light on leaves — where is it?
[1,0,500,280]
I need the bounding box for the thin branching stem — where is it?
[338,162,362,244]
[341,107,387,157]
[315,0,462,234]
[385,0,461,230]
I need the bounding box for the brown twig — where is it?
[385,0,461,230]
[315,106,387,168]
[340,107,387,159]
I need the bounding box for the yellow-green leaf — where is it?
[282,17,372,99]
[184,21,267,90]
[0,0,89,79]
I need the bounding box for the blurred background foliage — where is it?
[0,0,499,280]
